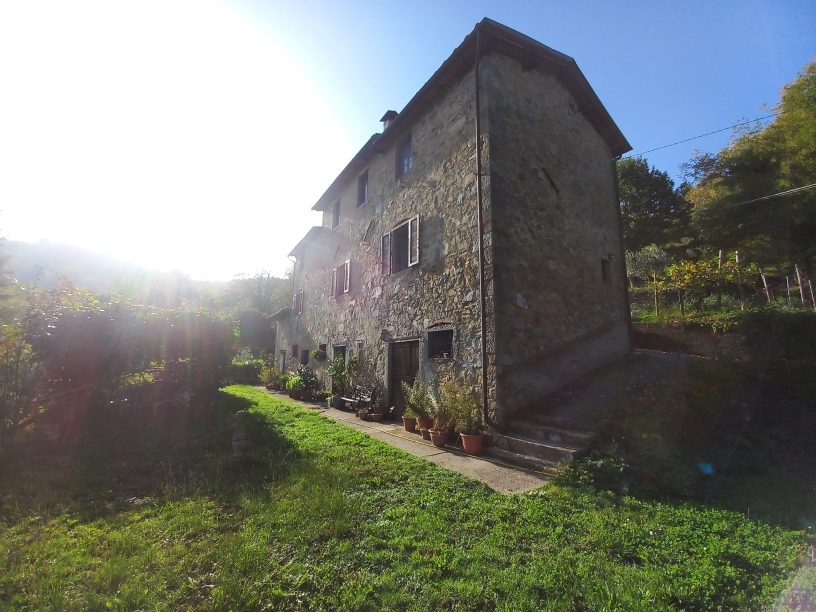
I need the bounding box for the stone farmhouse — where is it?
[272,18,632,435]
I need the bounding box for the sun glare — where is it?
[0,0,353,280]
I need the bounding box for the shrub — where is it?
[296,365,319,392]
[401,372,433,419]
[285,375,303,391]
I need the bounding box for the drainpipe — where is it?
[474,24,501,431]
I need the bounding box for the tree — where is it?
[684,61,816,272]
[617,157,692,253]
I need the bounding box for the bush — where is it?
[296,365,319,392]
[401,372,433,419]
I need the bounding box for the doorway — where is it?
[390,340,419,414]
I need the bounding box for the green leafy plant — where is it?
[431,375,458,430]
[402,406,419,419]
[310,348,326,360]
[285,375,303,391]
[296,365,319,392]
[326,355,348,396]
[401,372,433,419]
[452,380,482,435]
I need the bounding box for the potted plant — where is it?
[311,348,327,361]
[286,375,303,399]
[327,354,349,409]
[402,372,434,431]
[454,382,484,455]
[402,406,418,432]
[296,365,319,401]
[265,366,282,390]
[370,404,385,422]
[278,373,290,393]
[428,377,457,448]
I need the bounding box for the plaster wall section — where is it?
[278,66,492,402]
[483,53,630,419]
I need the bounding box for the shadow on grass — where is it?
[0,388,303,526]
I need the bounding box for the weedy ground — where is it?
[0,385,811,611]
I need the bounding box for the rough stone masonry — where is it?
[273,18,631,428]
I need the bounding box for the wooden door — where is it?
[390,341,419,414]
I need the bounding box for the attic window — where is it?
[332,199,340,229]
[382,217,419,275]
[357,170,368,207]
[601,258,612,285]
[396,136,413,179]
[428,329,453,359]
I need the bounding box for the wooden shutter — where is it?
[343,261,351,294]
[381,233,391,276]
[408,216,419,267]
[296,290,303,314]
[331,268,337,299]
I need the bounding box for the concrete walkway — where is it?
[261,388,550,494]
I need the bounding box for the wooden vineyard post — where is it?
[653,272,660,317]
[717,249,724,310]
[786,276,792,307]
[735,251,746,311]
[795,265,806,308]
[760,269,772,304]
[809,280,816,312]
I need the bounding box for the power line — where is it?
[721,182,816,209]
[624,111,786,158]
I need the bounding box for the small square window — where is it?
[332,199,340,229]
[291,344,298,361]
[300,349,309,366]
[357,170,368,207]
[601,258,612,285]
[428,329,454,359]
[396,136,413,179]
[319,343,327,354]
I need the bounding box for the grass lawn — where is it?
[0,385,811,611]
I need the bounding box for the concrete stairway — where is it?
[486,418,597,472]
[484,351,695,472]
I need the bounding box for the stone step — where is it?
[491,432,587,465]
[482,446,560,473]
[508,419,597,448]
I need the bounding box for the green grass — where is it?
[0,385,811,610]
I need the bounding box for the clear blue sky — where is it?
[230,0,816,182]
[1,1,813,280]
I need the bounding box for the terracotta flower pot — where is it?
[302,390,313,401]
[402,417,417,432]
[417,418,434,430]
[460,432,484,455]
[419,427,432,441]
[429,429,446,447]
[371,413,383,422]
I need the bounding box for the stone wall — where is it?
[483,53,630,421]
[276,66,492,406]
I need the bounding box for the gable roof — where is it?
[312,18,631,211]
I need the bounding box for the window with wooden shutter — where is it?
[408,216,419,267]
[382,217,419,275]
[295,290,304,314]
[343,260,350,294]
[381,233,391,276]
